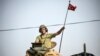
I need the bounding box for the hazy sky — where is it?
[0,0,100,56]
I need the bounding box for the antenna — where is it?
[84,43,86,56]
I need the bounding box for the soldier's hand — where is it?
[61,26,65,30]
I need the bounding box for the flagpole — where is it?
[59,0,71,53]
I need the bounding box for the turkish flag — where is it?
[68,4,76,11]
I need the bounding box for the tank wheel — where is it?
[35,53,43,56]
[26,52,30,56]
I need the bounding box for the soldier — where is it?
[35,25,65,49]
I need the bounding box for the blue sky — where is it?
[0,0,100,56]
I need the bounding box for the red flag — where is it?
[68,4,76,11]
